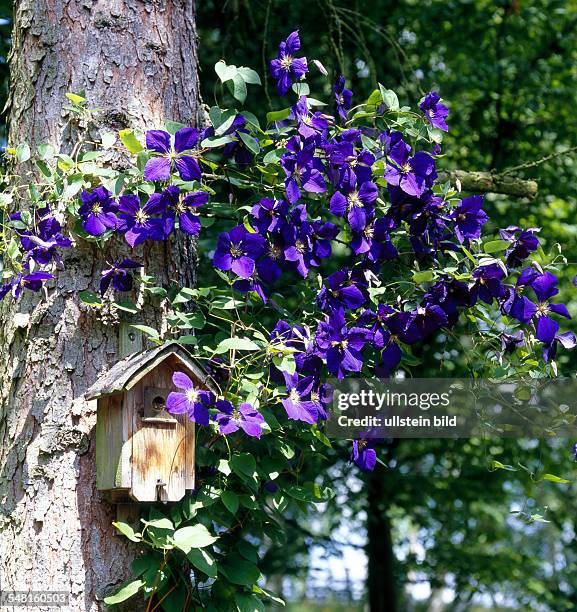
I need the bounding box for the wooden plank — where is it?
[96,395,125,490]
[130,362,192,502]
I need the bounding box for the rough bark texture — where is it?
[0,1,200,609]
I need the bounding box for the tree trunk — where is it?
[366,451,398,612]
[0,1,199,609]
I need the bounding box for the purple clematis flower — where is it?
[250,198,290,233]
[16,208,72,266]
[0,271,54,301]
[310,383,332,420]
[281,136,326,204]
[530,271,571,339]
[419,91,449,132]
[291,96,329,138]
[270,31,308,96]
[281,372,318,424]
[214,400,265,438]
[334,75,353,122]
[315,308,370,378]
[350,439,377,471]
[499,225,540,267]
[500,330,525,354]
[213,225,267,279]
[117,195,169,247]
[330,180,378,230]
[175,191,208,235]
[537,318,576,362]
[100,259,142,295]
[384,135,437,197]
[450,195,488,243]
[143,127,202,182]
[471,263,506,305]
[317,268,367,312]
[78,187,118,236]
[166,372,214,426]
[325,141,374,190]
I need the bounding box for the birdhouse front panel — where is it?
[90,343,214,503]
[129,357,195,502]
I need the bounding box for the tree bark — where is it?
[0,1,199,609]
[366,447,398,612]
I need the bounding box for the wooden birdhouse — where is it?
[86,341,216,503]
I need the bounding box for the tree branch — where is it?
[441,170,538,199]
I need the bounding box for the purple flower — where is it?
[499,226,540,267]
[166,372,214,426]
[471,263,506,305]
[100,259,142,295]
[419,91,449,132]
[250,198,289,233]
[270,31,308,96]
[143,128,202,182]
[315,308,370,379]
[0,271,54,301]
[536,318,576,362]
[175,191,208,235]
[281,372,318,424]
[450,195,488,243]
[291,96,329,138]
[214,400,265,438]
[500,330,525,354]
[310,383,332,420]
[384,135,437,197]
[213,225,266,279]
[330,181,378,230]
[325,141,374,190]
[78,187,118,236]
[17,208,72,266]
[317,268,367,312]
[350,439,377,471]
[117,195,170,247]
[334,76,353,122]
[281,136,326,204]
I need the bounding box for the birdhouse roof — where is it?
[85,341,217,400]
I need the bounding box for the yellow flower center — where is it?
[348,191,362,208]
[401,163,412,174]
[135,210,149,224]
[185,388,198,403]
[289,388,300,403]
[280,55,293,70]
[230,244,243,257]
[537,302,550,316]
[91,204,103,214]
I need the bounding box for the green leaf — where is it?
[79,291,103,307]
[165,120,186,135]
[103,580,144,605]
[412,270,435,283]
[215,60,237,83]
[37,143,56,159]
[291,82,310,96]
[235,593,265,612]
[215,337,260,353]
[489,460,519,472]
[229,74,248,104]
[218,459,231,476]
[187,548,218,578]
[16,143,31,163]
[238,131,260,155]
[379,85,400,110]
[65,92,86,105]
[483,239,510,254]
[230,453,257,479]
[112,521,142,542]
[173,524,218,552]
[221,490,240,515]
[130,324,160,339]
[237,66,261,85]
[540,473,571,484]
[119,128,144,154]
[220,554,260,586]
[266,108,291,123]
[62,175,84,199]
[101,131,116,149]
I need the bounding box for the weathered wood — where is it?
[93,348,204,502]
[441,170,538,199]
[0,1,200,609]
